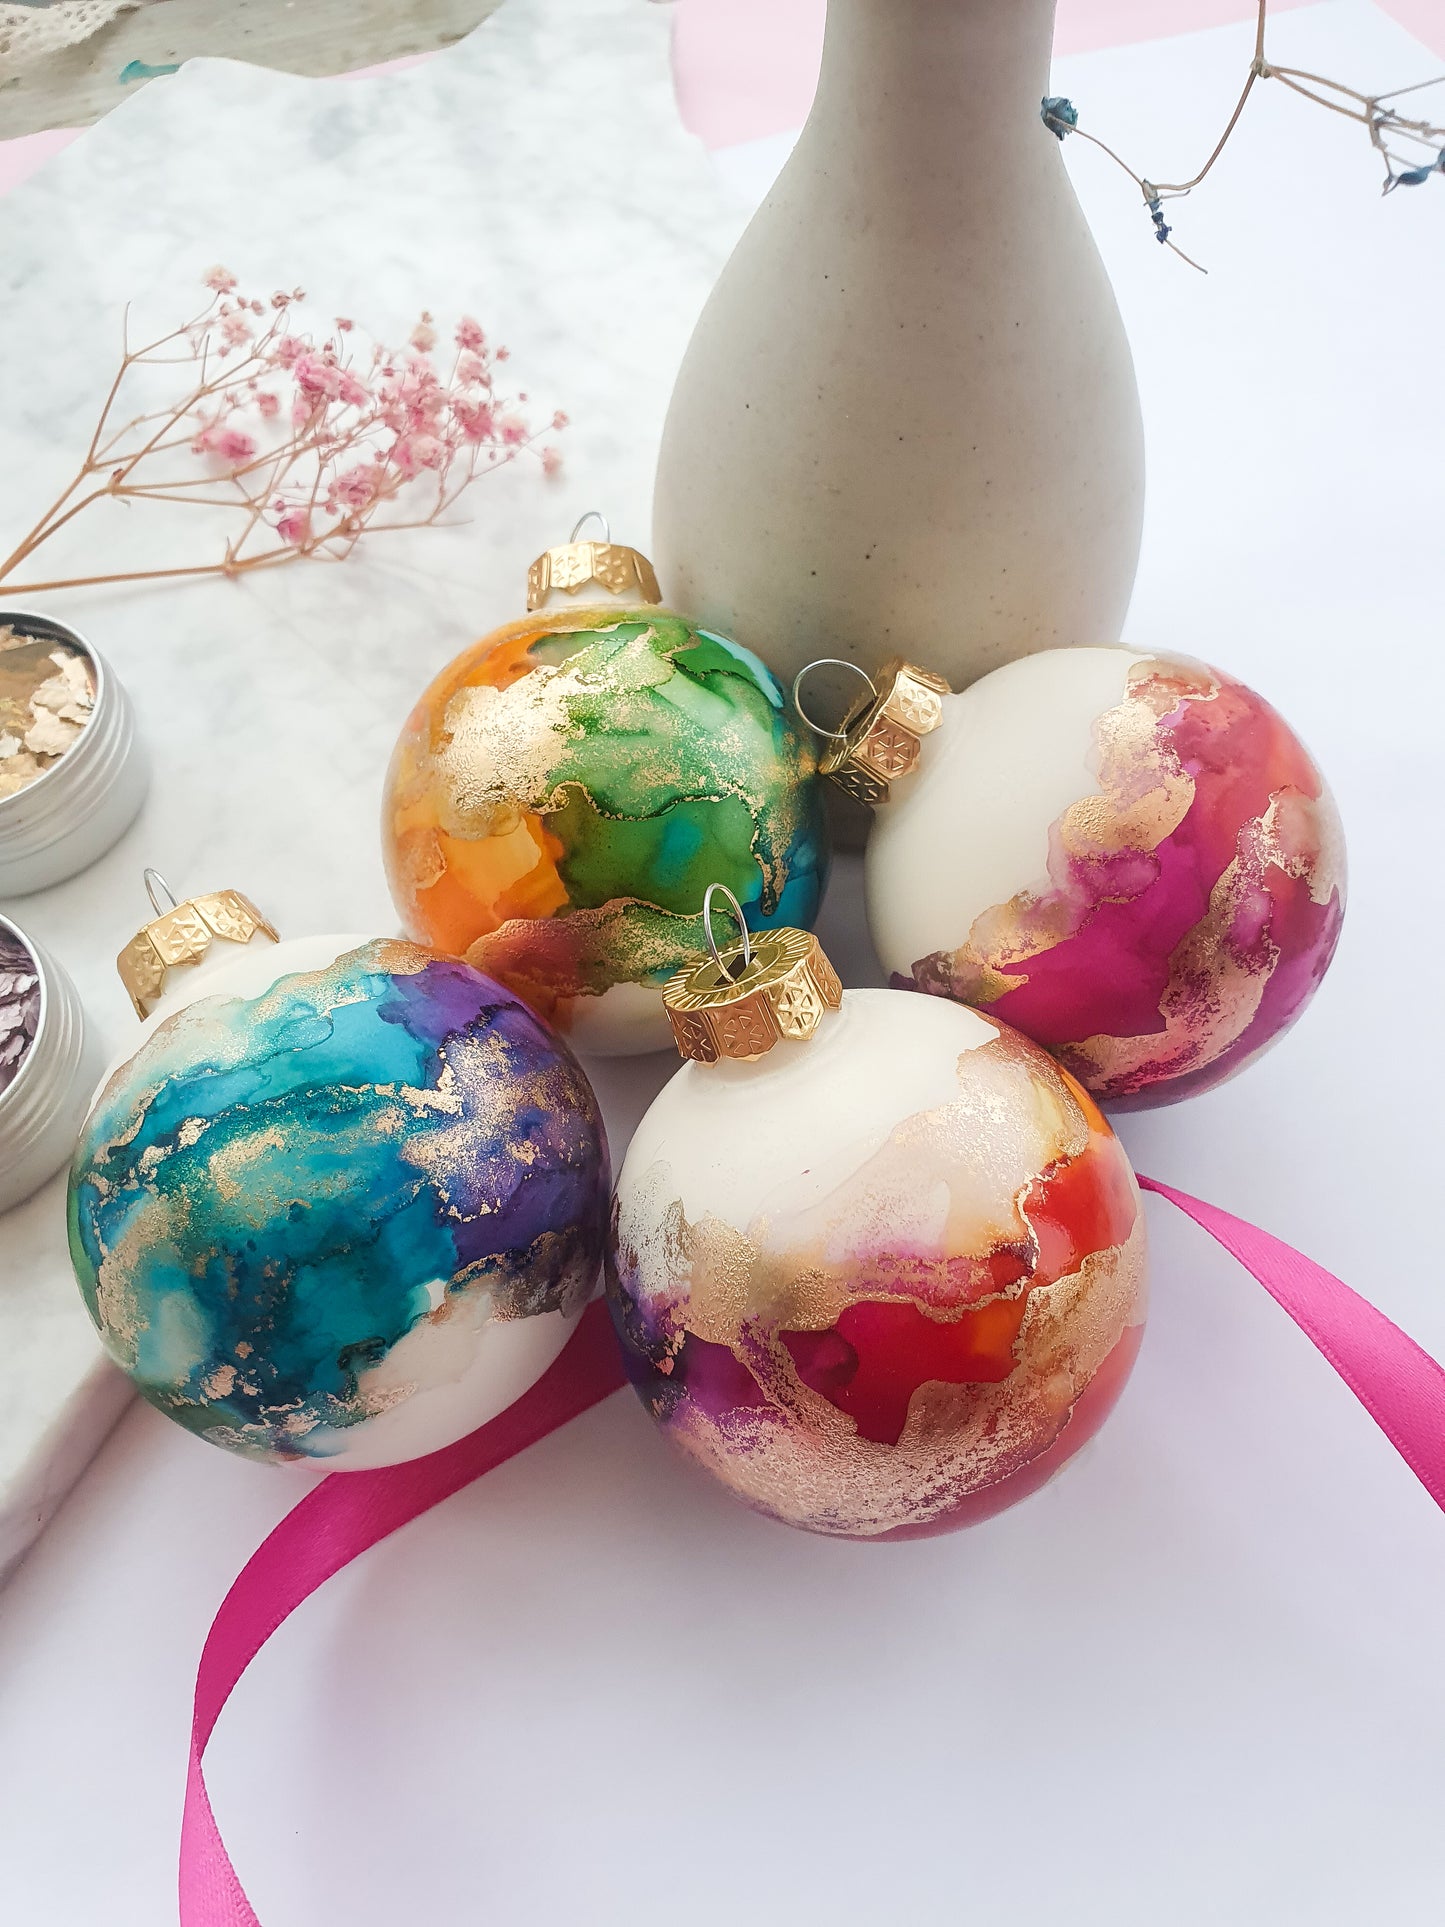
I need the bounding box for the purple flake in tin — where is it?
[0,932,41,1097]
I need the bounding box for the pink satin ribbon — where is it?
[1136,1177,1445,1506]
[179,1186,1445,1923]
[180,1300,627,1927]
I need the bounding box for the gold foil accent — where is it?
[1063,787,1346,1092]
[525,540,662,612]
[663,926,843,1063]
[117,889,280,1019]
[665,1224,1146,1540]
[919,657,1215,1007]
[611,1031,1147,1538]
[819,659,951,806]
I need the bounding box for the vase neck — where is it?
[815,0,1058,135]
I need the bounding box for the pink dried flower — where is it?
[551,410,569,431]
[327,462,383,511]
[0,281,568,600]
[293,352,343,401]
[214,428,257,464]
[452,398,496,443]
[390,432,444,476]
[495,346,510,362]
[275,507,311,543]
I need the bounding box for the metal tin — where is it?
[0,610,148,897]
[0,912,92,1213]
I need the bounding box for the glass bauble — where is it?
[69,937,609,1469]
[607,988,1147,1539]
[869,647,1345,1109]
[383,608,829,1056]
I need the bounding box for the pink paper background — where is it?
[673,0,1445,147]
[2,4,1441,197]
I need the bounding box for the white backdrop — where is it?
[1,4,1443,1923]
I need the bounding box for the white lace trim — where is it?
[0,2,141,63]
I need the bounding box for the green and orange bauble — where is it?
[382,525,830,1055]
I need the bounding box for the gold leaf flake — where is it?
[24,709,78,758]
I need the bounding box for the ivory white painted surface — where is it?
[867,645,1141,973]
[618,989,1002,1230]
[91,919,331,1080]
[654,0,1146,690]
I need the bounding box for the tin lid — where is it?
[662,885,842,1064]
[116,870,278,1020]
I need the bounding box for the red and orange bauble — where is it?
[605,896,1147,1539]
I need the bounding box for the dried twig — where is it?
[0,271,566,596]
[1043,0,1444,270]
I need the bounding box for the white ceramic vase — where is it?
[654,0,1145,694]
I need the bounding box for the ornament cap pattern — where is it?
[663,926,842,1063]
[525,540,662,612]
[117,889,279,1019]
[819,658,950,806]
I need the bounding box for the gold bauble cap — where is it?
[663,887,843,1065]
[796,658,951,807]
[526,512,662,613]
[117,870,278,1019]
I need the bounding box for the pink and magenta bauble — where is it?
[867,647,1346,1109]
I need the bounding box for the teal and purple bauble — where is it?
[69,917,610,1470]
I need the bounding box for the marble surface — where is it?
[2,3,1445,1924]
[0,0,748,1578]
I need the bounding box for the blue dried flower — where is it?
[1388,152,1445,190]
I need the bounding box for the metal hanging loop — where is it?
[791,659,879,744]
[143,868,179,916]
[702,882,752,980]
[569,511,612,544]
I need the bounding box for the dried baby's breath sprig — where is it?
[1043,0,1444,272]
[0,271,567,597]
